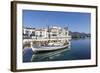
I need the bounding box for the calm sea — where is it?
[23,38,91,62]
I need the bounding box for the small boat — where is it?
[31,41,70,52]
[30,26,71,52]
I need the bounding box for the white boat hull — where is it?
[32,45,69,52]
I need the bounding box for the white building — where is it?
[23,26,70,39]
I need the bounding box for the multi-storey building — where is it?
[23,26,70,39]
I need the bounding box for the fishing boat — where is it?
[30,26,71,52]
[23,26,71,52]
[31,42,70,52]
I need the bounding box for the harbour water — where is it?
[23,38,91,62]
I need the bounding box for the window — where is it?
[30,31,35,37]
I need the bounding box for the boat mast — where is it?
[48,26,50,39]
[47,25,50,43]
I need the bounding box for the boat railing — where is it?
[23,36,71,39]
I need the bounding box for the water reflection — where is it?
[31,46,71,62]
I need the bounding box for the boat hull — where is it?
[32,45,69,52]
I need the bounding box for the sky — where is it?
[23,10,91,33]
